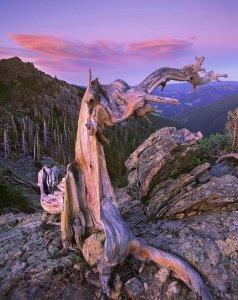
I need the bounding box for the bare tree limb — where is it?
[216,152,238,164]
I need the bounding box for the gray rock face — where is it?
[122,127,238,299]
[0,213,95,300]
[125,127,202,201]
[0,211,199,300]
[147,171,238,220]
[209,163,232,177]
[124,277,144,298]
[117,188,238,300]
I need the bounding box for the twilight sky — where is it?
[0,0,238,85]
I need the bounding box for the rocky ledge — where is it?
[0,127,238,299]
[0,212,201,300]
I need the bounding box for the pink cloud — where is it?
[9,34,125,64]
[129,38,191,60]
[129,38,189,51]
[8,34,193,71]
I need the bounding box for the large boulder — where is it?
[147,168,238,220]
[125,127,202,201]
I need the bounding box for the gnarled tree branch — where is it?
[216,152,238,164]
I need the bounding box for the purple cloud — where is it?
[8,34,193,72]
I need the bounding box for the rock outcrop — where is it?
[0,213,95,300]
[123,127,238,299]
[117,187,238,299]
[125,127,202,201]
[147,167,238,220]
[0,211,206,300]
[1,127,238,299]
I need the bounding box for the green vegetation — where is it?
[193,133,230,166]
[0,82,11,103]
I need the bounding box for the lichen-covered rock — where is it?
[147,171,238,220]
[122,129,238,298]
[116,188,238,299]
[124,277,144,298]
[154,267,170,283]
[166,281,181,298]
[209,162,232,177]
[125,127,202,201]
[0,213,94,299]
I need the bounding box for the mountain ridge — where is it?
[153,80,238,117]
[174,94,238,136]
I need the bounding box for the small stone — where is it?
[113,275,123,294]
[113,274,123,297]
[81,233,104,266]
[73,263,81,271]
[124,277,144,298]
[209,163,231,177]
[197,171,211,183]
[95,289,102,299]
[166,281,181,297]
[154,268,170,283]
[175,212,185,219]
[86,273,101,288]
[138,262,145,273]
[143,282,148,291]
[48,244,58,256]
[85,270,91,278]
[14,250,22,257]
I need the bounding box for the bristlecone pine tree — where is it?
[38,57,227,300]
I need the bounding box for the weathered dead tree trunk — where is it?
[38,57,227,299]
[226,107,238,149]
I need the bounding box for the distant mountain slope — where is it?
[174,94,238,136]
[153,81,238,117]
[0,56,85,105]
[0,57,179,197]
[0,57,85,165]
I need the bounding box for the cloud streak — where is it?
[7,34,193,72]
